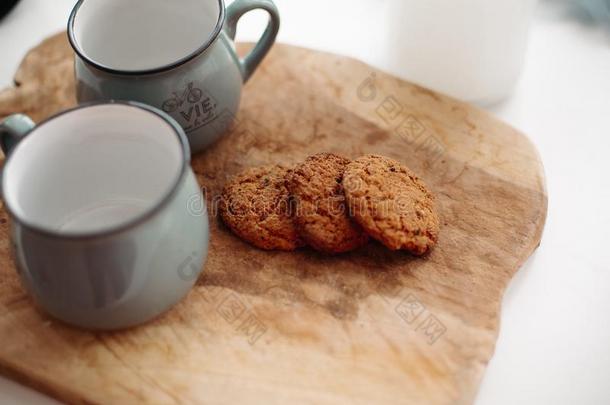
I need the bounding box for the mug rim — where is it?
[67,0,226,76]
[2,101,192,241]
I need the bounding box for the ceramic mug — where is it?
[0,102,209,330]
[68,0,280,154]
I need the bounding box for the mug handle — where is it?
[225,0,280,83]
[0,114,35,158]
[0,114,35,198]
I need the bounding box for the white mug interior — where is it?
[2,104,185,235]
[72,0,222,72]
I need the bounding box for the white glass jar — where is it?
[385,0,537,105]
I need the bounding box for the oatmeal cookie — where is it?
[343,155,439,255]
[220,165,304,251]
[287,153,369,254]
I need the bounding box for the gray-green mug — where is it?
[0,102,208,330]
[68,0,280,154]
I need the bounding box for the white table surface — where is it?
[1,1,609,404]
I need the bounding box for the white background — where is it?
[0,0,609,404]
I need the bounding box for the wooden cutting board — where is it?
[0,33,547,405]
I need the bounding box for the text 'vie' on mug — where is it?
[0,102,209,330]
[68,0,280,154]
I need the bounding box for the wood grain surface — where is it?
[0,33,547,405]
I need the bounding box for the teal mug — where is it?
[0,102,208,330]
[68,0,280,154]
